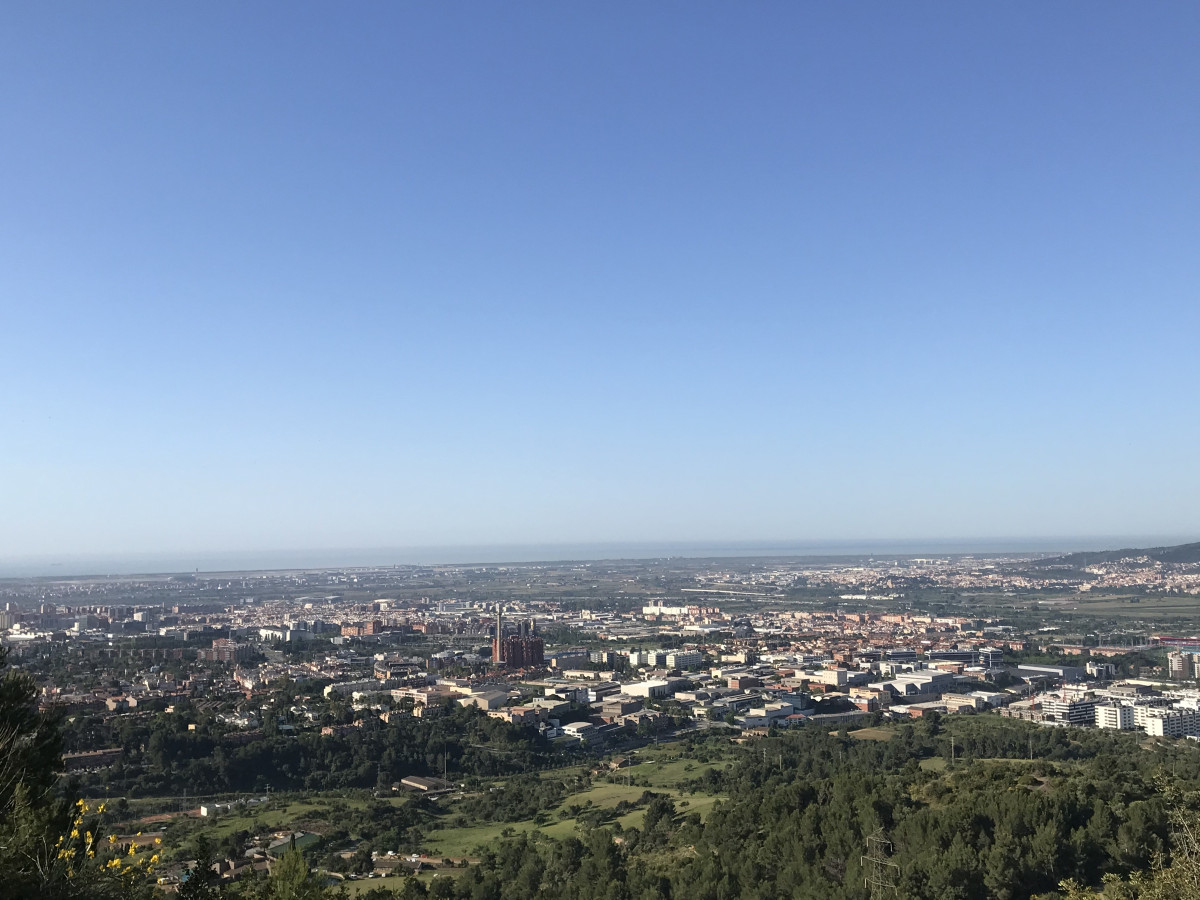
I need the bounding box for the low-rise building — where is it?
[458,690,507,711]
[625,679,674,700]
[941,694,983,713]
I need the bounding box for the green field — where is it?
[844,727,896,742]
[166,797,392,846]
[423,775,726,858]
[991,590,1200,623]
[422,744,730,857]
[160,738,735,870]
[1072,594,1200,620]
[629,753,723,787]
[340,870,448,896]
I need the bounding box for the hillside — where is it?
[1033,540,1200,568]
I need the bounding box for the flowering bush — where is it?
[54,799,160,883]
[0,791,159,900]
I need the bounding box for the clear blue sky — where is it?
[1,3,1197,562]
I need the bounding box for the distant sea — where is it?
[0,536,1193,579]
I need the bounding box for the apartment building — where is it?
[1041,696,1097,726]
[1143,708,1200,738]
[1095,704,1134,730]
[665,650,703,669]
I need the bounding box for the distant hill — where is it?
[1032,541,1200,568]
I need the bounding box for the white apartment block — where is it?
[1041,696,1097,726]
[665,650,703,669]
[1131,703,1172,730]
[1143,708,1200,738]
[1095,704,1134,730]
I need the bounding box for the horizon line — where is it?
[1,534,1195,580]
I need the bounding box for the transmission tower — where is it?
[861,830,899,899]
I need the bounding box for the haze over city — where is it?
[2,5,1197,570]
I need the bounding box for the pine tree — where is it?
[0,646,62,815]
[266,847,327,900]
[178,834,222,900]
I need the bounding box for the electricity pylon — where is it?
[861,830,899,899]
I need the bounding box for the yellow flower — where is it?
[87,850,95,859]
[70,828,80,839]
[85,831,93,845]
[75,799,85,809]
[154,837,162,845]
[96,803,106,814]
[109,835,117,845]
[149,854,159,865]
